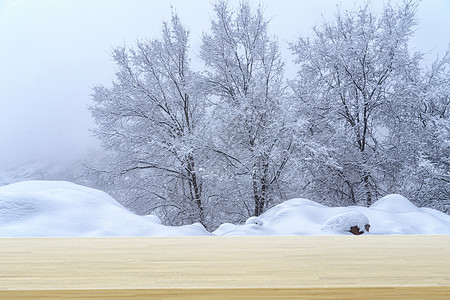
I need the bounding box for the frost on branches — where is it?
[290,1,449,211]
[89,1,449,229]
[201,2,297,217]
[90,13,210,227]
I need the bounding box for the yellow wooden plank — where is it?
[1,287,450,300]
[0,236,449,299]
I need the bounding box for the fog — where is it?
[0,0,448,169]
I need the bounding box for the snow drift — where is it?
[0,181,449,237]
[214,196,450,236]
[0,181,210,237]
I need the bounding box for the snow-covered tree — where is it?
[290,1,423,206]
[407,51,450,212]
[201,1,294,216]
[90,13,210,227]
[88,1,449,224]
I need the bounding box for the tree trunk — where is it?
[186,154,205,226]
[252,167,262,216]
[363,174,372,207]
[252,156,269,217]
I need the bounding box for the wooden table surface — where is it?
[0,235,449,299]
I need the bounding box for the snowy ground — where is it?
[0,181,449,237]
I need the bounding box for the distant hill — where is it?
[0,159,88,186]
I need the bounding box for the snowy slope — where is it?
[0,181,210,237]
[0,181,449,237]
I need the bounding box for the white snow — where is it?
[0,181,449,237]
[245,216,265,226]
[0,181,211,237]
[322,211,370,234]
[370,194,420,213]
[214,196,450,236]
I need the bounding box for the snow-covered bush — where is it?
[322,211,370,235]
[245,216,264,226]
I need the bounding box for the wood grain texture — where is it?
[1,236,449,299]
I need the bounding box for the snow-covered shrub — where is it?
[245,216,264,226]
[322,211,370,235]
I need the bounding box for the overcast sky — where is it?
[0,0,449,169]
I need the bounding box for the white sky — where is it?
[0,0,449,169]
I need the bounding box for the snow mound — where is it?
[214,196,450,236]
[213,222,275,236]
[322,211,370,234]
[0,181,210,237]
[276,198,326,208]
[143,214,162,224]
[245,216,264,226]
[370,194,418,212]
[1,181,449,237]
